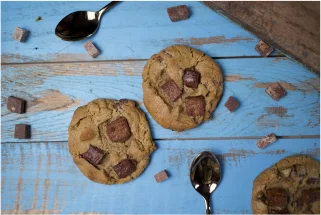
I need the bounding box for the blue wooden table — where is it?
[1,1,320,214]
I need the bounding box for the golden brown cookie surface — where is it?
[68,99,156,184]
[252,155,320,214]
[142,45,223,131]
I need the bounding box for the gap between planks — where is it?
[2,135,320,144]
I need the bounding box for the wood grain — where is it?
[1,1,281,64]
[1,58,319,142]
[1,139,319,214]
[203,1,320,74]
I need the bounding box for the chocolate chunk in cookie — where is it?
[161,79,182,102]
[183,69,200,88]
[266,188,288,207]
[266,83,286,101]
[224,96,240,112]
[306,177,320,185]
[185,96,205,116]
[80,145,105,166]
[301,189,320,203]
[106,117,131,142]
[113,159,136,178]
[269,208,289,214]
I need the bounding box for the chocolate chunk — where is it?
[306,177,320,185]
[256,133,277,149]
[106,117,131,142]
[301,189,320,203]
[269,208,289,214]
[80,145,105,166]
[80,128,95,141]
[12,27,29,42]
[113,159,136,178]
[266,83,286,101]
[7,96,26,114]
[224,96,240,112]
[185,96,205,116]
[154,170,169,183]
[14,124,31,139]
[255,40,274,57]
[167,5,189,22]
[266,188,288,208]
[161,79,182,102]
[183,69,201,88]
[84,41,100,58]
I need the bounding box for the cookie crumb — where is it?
[256,133,277,149]
[154,170,168,183]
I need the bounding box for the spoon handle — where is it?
[97,1,119,16]
[204,196,211,214]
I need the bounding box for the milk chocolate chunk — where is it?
[224,96,240,112]
[255,40,274,57]
[84,41,100,58]
[183,69,200,88]
[154,170,169,183]
[167,5,189,22]
[256,133,277,149]
[161,79,182,102]
[266,83,286,101]
[14,124,31,139]
[80,145,105,166]
[7,96,26,114]
[113,159,136,178]
[301,189,320,203]
[12,27,29,42]
[266,188,288,207]
[106,117,131,142]
[185,96,205,116]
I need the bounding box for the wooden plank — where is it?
[1,1,282,64]
[1,139,319,214]
[1,58,319,142]
[203,1,320,74]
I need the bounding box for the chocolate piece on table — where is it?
[256,133,277,149]
[167,5,189,22]
[185,96,205,116]
[266,83,286,101]
[80,145,105,166]
[12,27,29,42]
[84,41,100,58]
[106,117,131,142]
[183,69,201,88]
[255,40,274,57]
[7,96,26,114]
[14,124,31,139]
[154,170,169,183]
[113,159,136,178]
[266,187,288,207]
[161,79,182,102]
[224,96,240,112]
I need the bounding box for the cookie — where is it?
[142,45,223,131]
[252,155,320,214]
[68,99,156,184]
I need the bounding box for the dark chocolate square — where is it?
[185,96,205,116]
[266,188,288,207]
[183,69,201,88]
[224,96,239,112]
[113,159,136,178]
[266,83,286,101]
[106,117,131,142]
[14,124,31,139]
[161,79,182,102]
[80,145,105,166]
[255,40,274,57]
[7,96,26,114]
[154,170,169,183]
[167,5,189,22]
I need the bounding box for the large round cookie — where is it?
[68,99,156,184]
[252,155,320,214]
[142,45,223,131]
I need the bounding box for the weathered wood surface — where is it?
[1,139,319,214]
[2,58,320,142]
[1,1,283,64]
[203,1,320,74]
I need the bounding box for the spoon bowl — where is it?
[190,151,221,214]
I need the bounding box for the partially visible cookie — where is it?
[68,99,156,184]
[142,45,223,131]
[252,155,320,214]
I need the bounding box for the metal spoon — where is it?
[190,151,221,214]
[55,1,119,41]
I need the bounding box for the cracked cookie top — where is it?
[142,45,223,131]
[68,99,156,184]
[252,155,320,214]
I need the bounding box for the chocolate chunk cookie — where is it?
[252,155,320,214]
[68,99,156,184]
[142,45,223,131]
